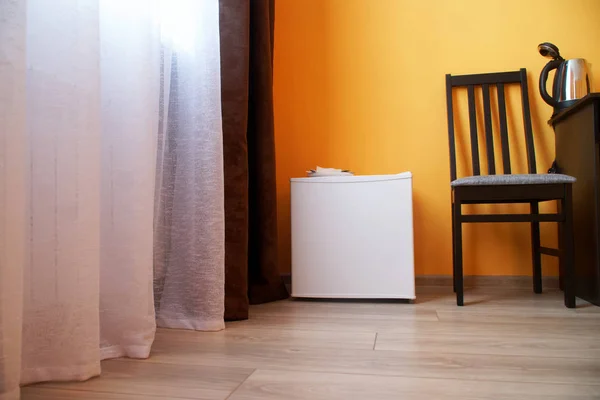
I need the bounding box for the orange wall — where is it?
[273,0,600,276]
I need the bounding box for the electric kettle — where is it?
[538,42,592,115]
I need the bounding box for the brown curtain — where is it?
[219,0,288,321]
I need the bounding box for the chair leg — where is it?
[452,197,463,306]
[530,202,542,294]
[451,204,456,293]
[562,186,576,308]
[557,201,565,291]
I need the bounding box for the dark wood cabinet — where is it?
[550,94,600,306]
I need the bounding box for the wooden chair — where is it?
[445,68,576,308]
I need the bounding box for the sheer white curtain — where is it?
[153,0,225,331]
[0,1,27,398]
[22,0,105,384]
[98,0,161,361]
[0,0,224,398]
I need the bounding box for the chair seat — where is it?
[451,173,575,187]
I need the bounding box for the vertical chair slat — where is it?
[482,84,495,174]
[520,68,537,174]
[467,85,480,176]
[446,74,457,182]
[496,83,511,174]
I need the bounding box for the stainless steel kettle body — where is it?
[552,59,592,106]
[538,43,592,114]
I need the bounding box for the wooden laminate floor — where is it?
[23,287,600,400]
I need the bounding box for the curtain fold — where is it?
[246,0,288,306]
[153,0,225,331]
[220,0,288,321]
[22,0,104,383]
[98,1,160,360]
[0,0,27,398]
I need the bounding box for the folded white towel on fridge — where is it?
[306,166,354,177]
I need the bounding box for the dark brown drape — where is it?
[219,0,288,321]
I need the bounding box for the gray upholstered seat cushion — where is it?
[451,173,575,187]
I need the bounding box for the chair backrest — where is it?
[445,68,536,181]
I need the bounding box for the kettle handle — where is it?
[539,59,562,107]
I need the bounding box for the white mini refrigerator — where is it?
[291,172,415,300]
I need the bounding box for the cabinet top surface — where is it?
[549,93,600,126]
[291,172,412,183]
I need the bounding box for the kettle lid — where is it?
[538,42,562,60]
